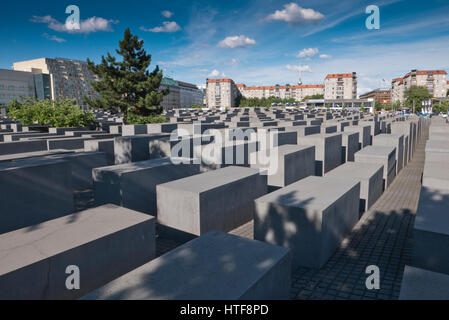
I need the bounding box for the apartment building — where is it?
[324,73,357,100]
[391,69,448,103]
[0,69,51,106]
[391,78,405,103]
[13,57,100,108]
[236,83,324,101]
[206,78,240,109]
[359,88,391,105]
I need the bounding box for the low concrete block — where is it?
[399,266,449,300]
[0,204,155,300]
[82,231,291,300]
[412,186,449,275]
[122,124,148,136]
[93,158,200,215]
[373,134,404,174]
[157,166,267,236]
[84,139,115,165]
[344,125,371,149]
[422,160,449,190]
[0,140,48,155]
[354,146,396,189]
[254,176,360,269]
[0,158,74,234]
[425,140,449,163]
[326,162,383,214]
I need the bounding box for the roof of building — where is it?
[207,78,234,84]
[403,70,447,78]
[325,73,354,79]
[237,84,323,90]
[161,77,179,88]
[392,78,404,83]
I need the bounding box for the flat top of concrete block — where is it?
[82,230,290,300]
[0,157,67,171]
[115,134,170,141]
[423,160,449,180]
[355,146,395,158]
[400,266,449,300]
[326,162,383,180]
[274,144,315,156]
[158,166,260,193]
[255,176,359,211]
[374,133,404,140]
[415,186,449,235]
[298,132,342,141]
[94,157,177,174]
[426,140,449,153]
[0,204,154,276]
[0,150,74,162]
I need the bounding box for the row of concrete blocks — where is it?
[400,118,449,299]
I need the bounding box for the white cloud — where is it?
[297,48,319,58]
[161,10,174,18]
[218,35,256,48]
[208,69,226,77]
[31,15,118,34]
[141,21,181,33]
[286,64,312,73]
[267,3,324,25]
[230,58,238,66]
[42,33,66,43]
[319,54,332,59]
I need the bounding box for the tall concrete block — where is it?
[373,134,404,174]
[354,146,396,189]
[422,160,449,190]
[114,134,170,164]
[93,158,200,215]
[344,125,371,149]
[254,176,360,269]
[0,158,74,234]
[0,205,155,300]
[82,231,291,300]
[157,166,267,236]
[326,162,384,214]
[298,133,342,176]
[412,186,449,275]
[341,132,359,163]
[250,145,315,188]
[122,124,148,136]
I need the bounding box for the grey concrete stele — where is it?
[372,133,404,174]
[93,158,200,215]
[250,145,315,188]
[354,145,396,190]
[254,176,360,269]
[114,134,170,164]
[0,158,74,234]
[412,186,449,275]
[326,162,384,214]
[0,205,155,300]
[399,266,449,300]
[81,231,292,300]
[157,166,267,237]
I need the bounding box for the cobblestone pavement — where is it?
[74,131,427,300]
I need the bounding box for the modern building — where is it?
[391,69,448,103]
[13,57,100,108]
[0,69,51,106]
[160,78,203,110]
[206,78,241,109]
[359,88,391,105]
[236,83,324,101]
[324,73,357,100]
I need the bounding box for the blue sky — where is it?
[1,0,448,94]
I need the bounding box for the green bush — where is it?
[7,98,96,128]
[127,112,167,124]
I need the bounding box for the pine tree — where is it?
[85,28,168,124]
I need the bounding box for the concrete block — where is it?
[82,231,291,300]
[0,204,155,300]
[251,145,315,188]
[254,176,360,269]
[84,139,115,165]
[114,134,170,164]
[122,124,148,136]
[326,162,383,213]
[412,186,449,275]
[0,158,74,234]
[157,166,267,236]
[422,161,449,190]
[425,140,449,163]
[400,265,449,300]
[344,125,371,149]
[373,134,404,174]
[341,132,359,163]
[298,133,342,176]
[0,140,48,155]
[354,146,396,189]
[93,158,200,215]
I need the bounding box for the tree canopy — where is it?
[404,85,431,113]
[85,28,168,124]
